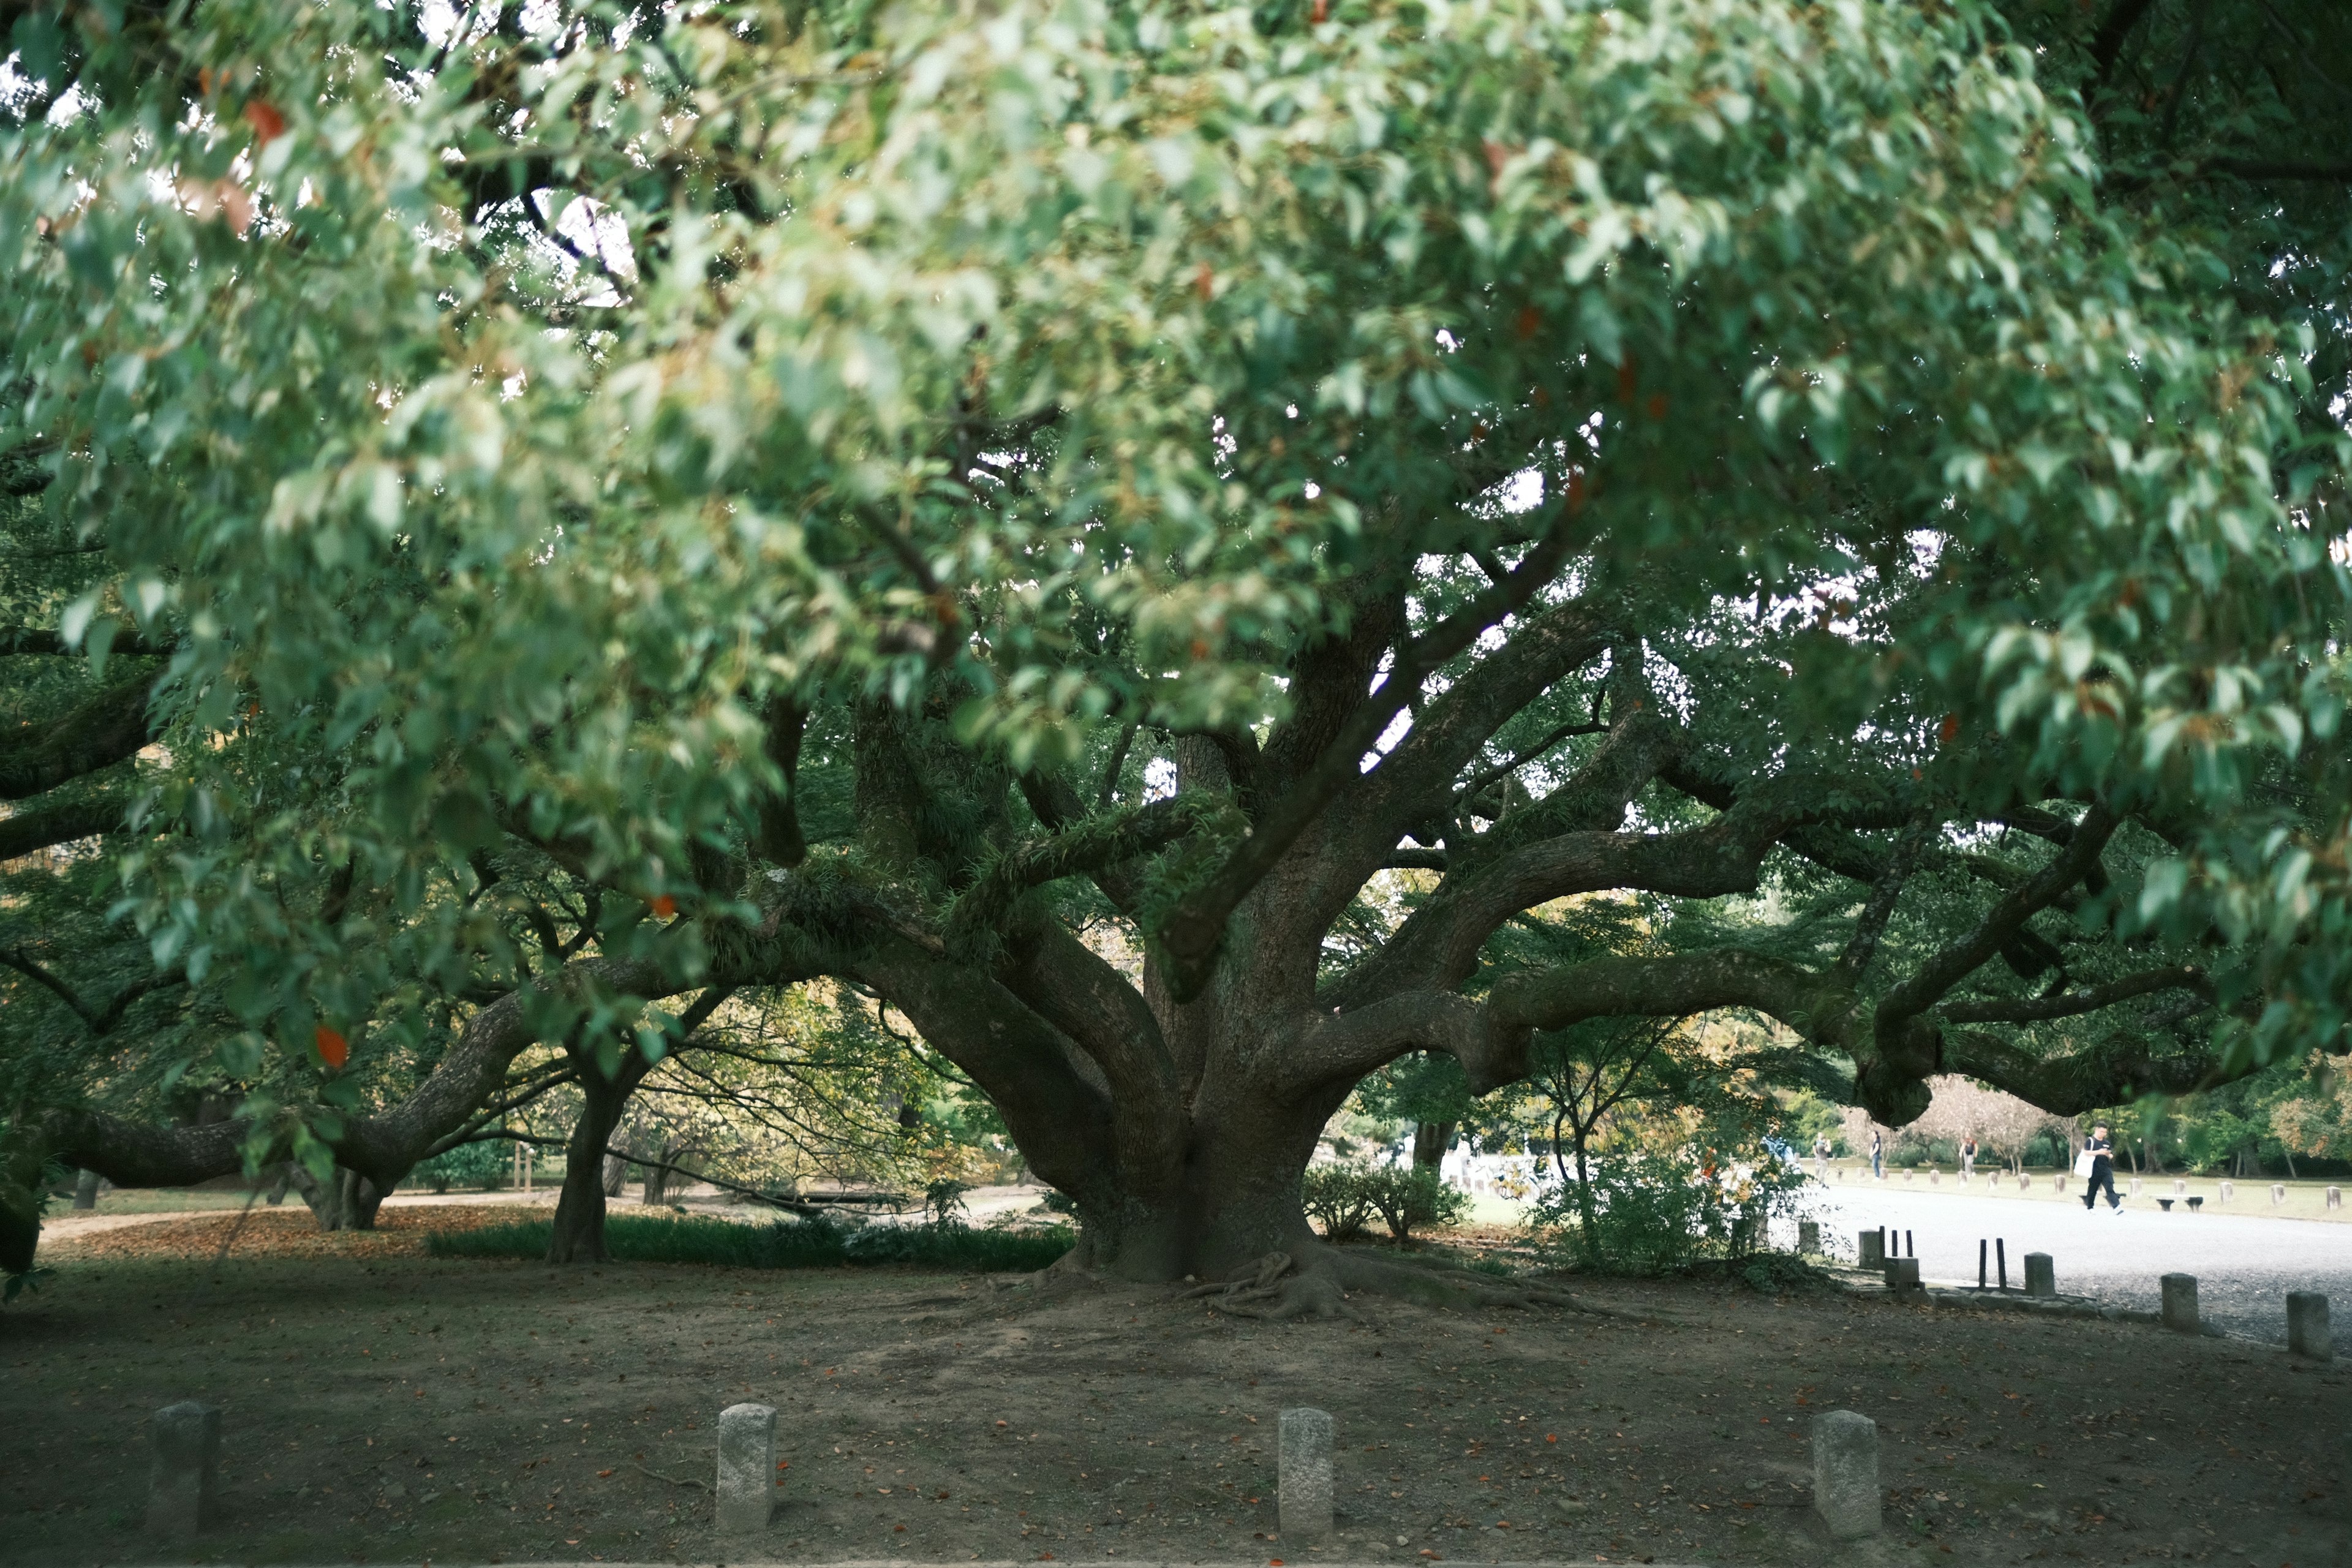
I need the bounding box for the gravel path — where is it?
[1809,1182,2352,1344]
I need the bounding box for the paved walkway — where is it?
[1809,1183,2352,1344]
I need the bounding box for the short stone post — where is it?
[2287,1293,2332,1362]
[2022,1253,2056,1298]
[2219,1180,2234,1204]
[1278,1406,1334,1542]
[147,1402,221,1535]
[2328,1185,2342,1211]
[1857,1230,1885,1270]
[2129,1177,2143,1197]
[2272,1184,2287,1207]
[1811,1411,1880,1539]
[1797,1220,1820,1253]
[72,1168,99,1210]
[2173,1178,2187,1197]
[2160,1273,2199,1334]
[1884,1257,1921,1294]
[715,1402,777,1534]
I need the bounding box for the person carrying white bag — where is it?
[2076,1125,2122,1213]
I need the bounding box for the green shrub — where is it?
[415,1141,510,1194]
[1369,1165,1469,1242]
[1300,1161,1468,1243]
[1300,1162,1379,1241]
[1526,1145,1812,1277]
[426,1212,1074,1273]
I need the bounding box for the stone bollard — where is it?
[2129,1177,2143,1197]
[2220,1180,2234,1204]
[1884,1257,1921,1294]
[715,1402,777,1534]
[2287,1294,2332,1362]
[1811,1411,1880,1539]
[72,1168,99,1210]
[1278,1407,1334,1542]
[2160,1273,2199,1334]
[2174,1178,2187,1197]
[1930,1168,1939,1185]
[2272,1184,2288,1207]
[147,1403,221,1536]
[2022,1253,2056,1298]
[1798,1220,1820,1253]
[1857,1231,1885,1270]
[2329,1186,2343,1211]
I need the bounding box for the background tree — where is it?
[2,0,2346,1310]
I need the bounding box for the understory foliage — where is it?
[1301,1159,1468,1243]
[1523,1098,1815,1276]
[425,1211,1075,1272]
[1,0,2347,1284]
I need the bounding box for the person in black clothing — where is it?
[2080,1124,2121,1212]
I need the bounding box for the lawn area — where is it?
[2,1210,2345,1566]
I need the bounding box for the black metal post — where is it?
[1978,1238,1987,1289]
[1996,1238,2008,1290]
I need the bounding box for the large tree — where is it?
[3,0,2346,1305]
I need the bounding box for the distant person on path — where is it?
[2079,1124,2121,1212]
[1814,1135,1832,1180]
[1961,1136,1977,1180]
[1869,1128,1884,1180]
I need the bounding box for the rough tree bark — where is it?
[545,1059,643,1265]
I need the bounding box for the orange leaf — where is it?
[1938,713,1960,745]
[1310,0,1327,19]
[597,1469,614,1478]
[315,1025,349,1069]
[1194,263,1214,301]
[1515,306,1542,340]
[651,894,677,918]
[243,100,286,143]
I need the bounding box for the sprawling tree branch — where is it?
[1,672,159,800]
[1155,500,1602,997]
[0,790,127,859]
[1936,963,2210,1025]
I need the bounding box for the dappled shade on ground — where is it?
[1,1241,2342,1565]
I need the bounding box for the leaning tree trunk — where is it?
[1411,1120,1455,1170]
[546,1057,644,1265]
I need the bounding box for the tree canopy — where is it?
[3,0,2347,1297]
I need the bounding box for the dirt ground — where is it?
[4,1207,2348,1567]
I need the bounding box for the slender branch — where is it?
[1833,812,1937,982]
[1937,964,2209,1025]
[1154,497,1600,997]
[1458,698,1610,802]
[0,947,184,1035]
[1874,804,2119,1032]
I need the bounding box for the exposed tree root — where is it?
[1325,1247,1672,1321]
[1177,1251,1370,1322]
[1173,1243,1680,1325]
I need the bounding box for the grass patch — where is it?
[424,1212,1074,1273]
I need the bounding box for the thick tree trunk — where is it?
[1411,1120,1455,1170]
[547,1065,638,1265]
[603,1152,629,1196]
[288,1164,393,1231]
